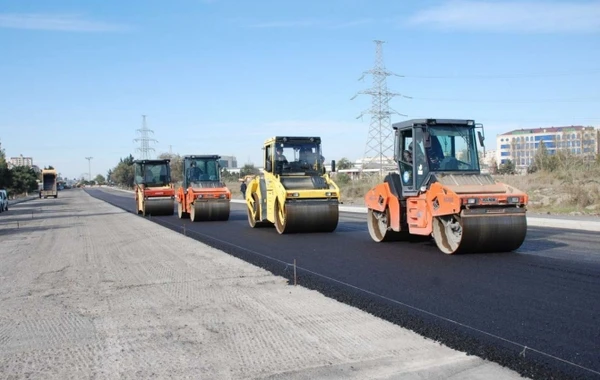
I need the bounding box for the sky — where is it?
[1,0,599,180]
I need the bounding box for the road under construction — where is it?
[1,189,599,380]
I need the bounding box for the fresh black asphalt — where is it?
[86,188,600,380]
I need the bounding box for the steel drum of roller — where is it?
[143,197,175,216]
[190,200,230,222]
[274,199,339,234]
[432,208,527,254]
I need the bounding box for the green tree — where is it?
[94,174,106,184]
[498,159,516,175]
[240,164,260,177]
[9,166,39,196]
[109,154,135,188]
[220,168,239,182]
[337,157,353,170]
[44,165,55,170]
[0,143,12,189]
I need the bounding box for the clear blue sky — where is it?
[1,0,598,180]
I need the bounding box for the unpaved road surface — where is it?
[0,190,526,379]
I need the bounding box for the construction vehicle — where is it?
[365,119,528,254]
[245,136,340,234]
[40,169,58,198]
[133,159,175,216]
[176,155,231,222]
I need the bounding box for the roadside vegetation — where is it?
[0,144,43,199]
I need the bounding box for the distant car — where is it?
[0,189,8,212]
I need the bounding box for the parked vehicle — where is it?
[0,189,8,212]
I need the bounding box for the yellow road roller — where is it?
[246,136,341,233]
[365,118,529,254]
[133,159,175,216]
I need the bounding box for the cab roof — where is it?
[264,136,322,145]
[392,119,475,130]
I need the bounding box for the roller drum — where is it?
[432,208,527,254]
[190,200,230,222]
[367,208,411,242]
[143,197,175,216]
[275,200,339,234]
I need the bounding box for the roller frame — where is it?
[189,200,230,222]
[274,199,339,234]
[432,207,527,254]
[141,196,174,217]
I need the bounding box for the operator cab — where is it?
[263,137,336,176]
[394,119,485,197]
[183,155,223,188]
[134,159,171,187]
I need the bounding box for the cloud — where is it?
[0,13,130,32]
[246,18,373,29]
[408,1,600,33]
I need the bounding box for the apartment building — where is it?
[496,126,599,171]
[10,154,34,167]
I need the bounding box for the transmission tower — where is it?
[133,115,158,159]
[351,40,411,174]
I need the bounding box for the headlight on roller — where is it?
[508,196,520,203]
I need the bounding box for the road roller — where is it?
[176,155,231,222]
[133,159,175,216]
[365,118,529,254]
[245,136,341,234]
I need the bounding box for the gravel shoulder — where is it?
[0,190,527,379]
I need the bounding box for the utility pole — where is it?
[85,157,93,182]
[351,40,411,176]
[133,114,158,159]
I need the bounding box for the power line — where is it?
[351,40,411,174]
[410,96,600,104]
[403,69,600,79]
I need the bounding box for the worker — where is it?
[403,142,413,163]
[187,161,203,182]
[240,180,247,199]
[275,146,288,162]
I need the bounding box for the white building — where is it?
[496,126,599,172]
[10,154,33,167]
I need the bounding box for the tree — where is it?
[0,143,12,190]
[498,159,516,175]
[44,165,55,170]
[109,154,135,188]
[9,166,39,196]
[337,157,353,170]
[488,157,498,174]
[220,168,239,182]
[533,140,549,172]
[94,174,106,184]
[240,164,260,177]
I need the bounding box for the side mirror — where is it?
[331,160,336,173]
[477,131,485,147]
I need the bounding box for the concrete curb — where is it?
[100,187,600,232]
[7,196,38,206]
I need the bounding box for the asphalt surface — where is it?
[87,188,600,380]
